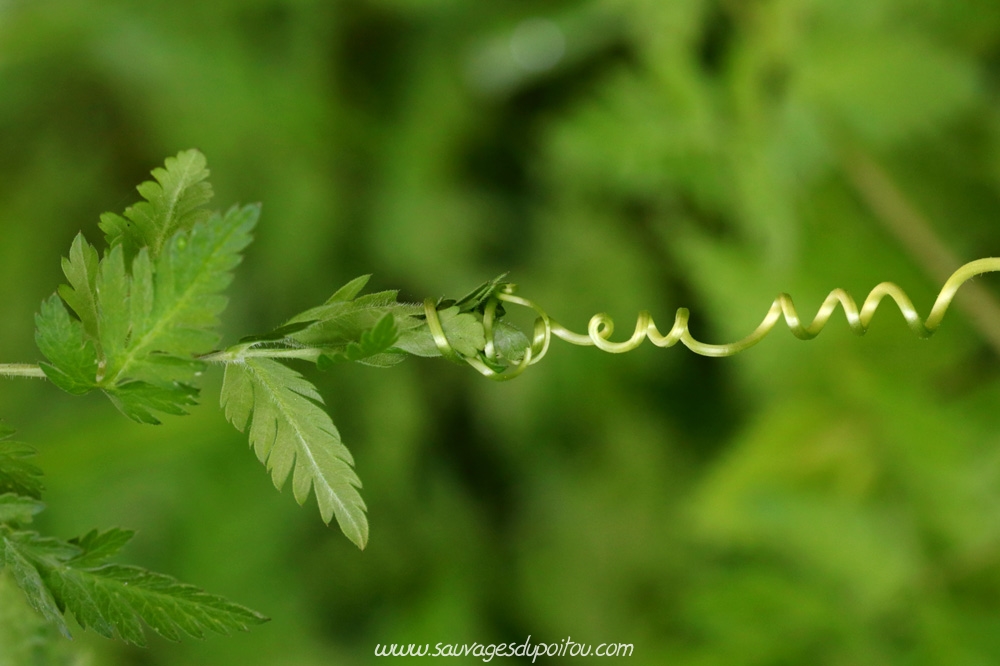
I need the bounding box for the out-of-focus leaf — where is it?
[0,425,43,499]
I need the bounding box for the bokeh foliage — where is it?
[3,0,1000,663]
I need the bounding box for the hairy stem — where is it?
[0,364,47,379]
[200,347,322,364]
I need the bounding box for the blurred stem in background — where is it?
[844,149,1000,354]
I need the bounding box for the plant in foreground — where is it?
[0,150,996,647]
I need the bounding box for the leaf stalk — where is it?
[0,364,47,380]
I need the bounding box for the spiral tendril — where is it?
[424,258,1000,380]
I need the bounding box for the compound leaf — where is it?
[98,204,259,422]
[39,152,256,423]
[286,289,419,343]
[104,204,258,382]
[99,149,214,260]
[234,276,423,366]
[234,275,512,370]
[43,563,268,645]
[1,527,266,646]
[221,358,368,549]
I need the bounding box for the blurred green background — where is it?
[3,0,1000,663]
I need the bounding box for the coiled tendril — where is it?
[424,258,1000,381]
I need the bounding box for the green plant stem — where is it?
[0,364,47,379]
[200,348,322,364]
[425,257,1000,382]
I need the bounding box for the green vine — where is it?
[1,149,996,648]
[423,257,1000,380]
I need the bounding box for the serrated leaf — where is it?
[94,244,131,371]
[41,563,268,645]
[105,204,258,381]
[100,149,214,260]
[57,233,101,343]
[238,276,422,366]
[0,531,71,638]
[317,313,399,368]
[0,494,45,525]
[98,204,258,422]
[34,295,99,395]
[40,152,254,422]
[68,528,135,568]
[221,358,368,548]
[353,312,399,357]
[105,381,200,425]
[0,432,44,500]
[286,289,415,333]
[2,528,266,646]
[6,531,82,562]
[290,299,422,350]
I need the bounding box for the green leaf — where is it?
[2,527,266,646]
[449,273,510,313]
[99,149,214,260]
[492,320,530,364]
[67,528,135,569]
[94,244,131,374]
[0,530,72,638]
[395,306,487,359]
[105,381,200,426]
[105,204,258,380]
[326,274,372,303]
[221,358,368,548]
[237,320,315,345]
[53,562,267,645]
[42,563,267,645]
[317,312,399,368]
[0,425,43,499]
[57,233,101,343]
[34,295,99,395]
[39,152,255,422]
[235,275,422,366]
[286,289,420,341]
[0,495,45,525]
[99,204,259,422]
